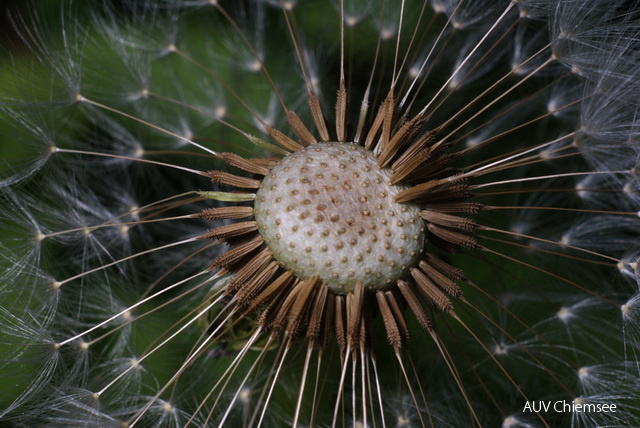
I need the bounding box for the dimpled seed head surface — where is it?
[254,143,425,294]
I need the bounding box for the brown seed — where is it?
[196,206,254,220]
[204,170,261,189]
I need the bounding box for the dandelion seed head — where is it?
[408,65,421,79]
[397,415,410,426]
[214,105,227,120]
[238,387,251,404]
[431,1,445,14]
[578,366,590,380]
[380,27,396,40]
[465,136,481,148]
[2,0,640,426]
[624,182,634,196]
[508,222,529,239]
[557,306,573,322]
[494,343,509,355]
[502,415,529,428]
[511,63,526,76]
[575,181,589,200]
[282,1,296,10]
[255,143,424,292]
[133,147,145,158]
[345,16,358,27]
[118,225,130,236]
[539,147,556,161]
[621,302,632,317]
[246,59,262,73]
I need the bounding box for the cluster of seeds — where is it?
[255,142,425,293]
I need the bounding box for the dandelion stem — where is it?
[339,0,345,85]
[418,2,516,116]
[309,349,324,428]
[438,43,552,130]
[487,205,637,216]
[58,270,214,346]
[400,0,466,108]
[54,148,204,175]
[96,290,228,396]
[351,350,358,428]
[88,266,218,346]
[43,191,199,239]
[360,349,368,428]
[213,3,288,111]
[461,133,576,178]
[473,170,629,189]
[407,354,434,427]
[440,57,555,145]
[147,91,254,139]
[279,2,313,94]
[78,97,219,157]
[480,235,615,267]
[47,215,193,240]
[256,341,291,428]
[481,246,619,306]
[171,48,270,129]
[429,331,481,427]
[456,75,576,152]
[461,297,575,396]
[216,334,274,428]
[331,343,352,428]
[189,327,265,425]
[395,352,427,428]
[479,225,622,263]
[293,343,314,428]
[390,0,406,88]
[129,310,243,427]
[450,311,550,428]
[57,237,200,286]
[370,354,387,428]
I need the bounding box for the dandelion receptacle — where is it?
[1,0,640,426]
